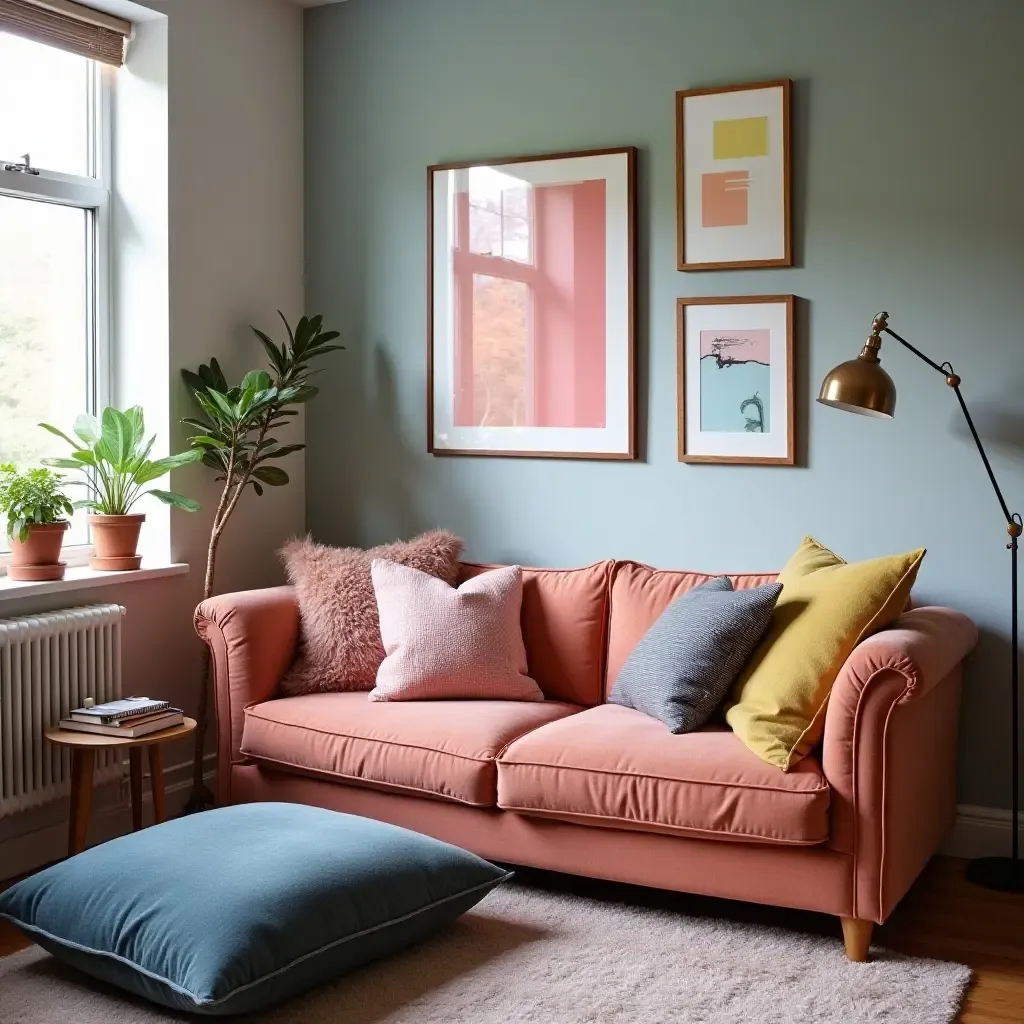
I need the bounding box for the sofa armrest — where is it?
[822,606,977,922]
[194,587,300,803]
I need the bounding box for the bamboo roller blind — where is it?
[0,0,131,67]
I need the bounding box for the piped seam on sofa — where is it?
[845,662,914,922]
[496,802,828,846]
[240,751,497,807]
[496,757,830,795]
[243,707,563,765]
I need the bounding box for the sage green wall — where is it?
[304,0,1024,812]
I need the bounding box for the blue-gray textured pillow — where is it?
[0,803,510,1015]
[609,576,782,734]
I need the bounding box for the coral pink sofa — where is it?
[196,559,977,962]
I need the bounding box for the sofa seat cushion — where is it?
[241,692,581,807]
[496,704,830,845]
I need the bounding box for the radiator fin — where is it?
[0,604,125,816]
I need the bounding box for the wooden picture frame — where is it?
[427,147,637,460]
[677,294,796,465]
[676,79,792,271]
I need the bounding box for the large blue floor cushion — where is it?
[0,802,510,1015]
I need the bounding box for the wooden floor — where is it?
[2,855,1022,1021]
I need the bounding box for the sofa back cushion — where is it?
[458,561,613,706]
[606,561,778,696]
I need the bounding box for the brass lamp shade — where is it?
[817,352,896,418]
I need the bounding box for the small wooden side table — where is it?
[44,718,197,857]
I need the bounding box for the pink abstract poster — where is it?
[701,170,749,228]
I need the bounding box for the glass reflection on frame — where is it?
[429,147,636,459]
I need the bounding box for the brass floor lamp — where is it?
[818,312,1023,893]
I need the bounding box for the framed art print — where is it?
[677,295,795,464]
[428,147,637,459]
[676,79,792,271]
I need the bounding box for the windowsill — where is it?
[0,562,189,604]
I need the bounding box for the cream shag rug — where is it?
[0,881,970,1023]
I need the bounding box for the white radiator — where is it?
[0,603,126,817]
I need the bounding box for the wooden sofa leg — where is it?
[841,917,874,962]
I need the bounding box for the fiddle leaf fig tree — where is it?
[181,312,343,811]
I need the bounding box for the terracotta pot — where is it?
[7,521,69,582]
[88,513,145,571]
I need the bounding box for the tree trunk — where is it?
[183,517,226,814]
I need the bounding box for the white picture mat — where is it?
[683,301,790,459]
[682,85,786,266]
[431,152,632,455]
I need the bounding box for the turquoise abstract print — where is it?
[699,329,771,433]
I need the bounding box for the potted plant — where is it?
[180,311,342,810]
[40,406,203,570]
[0,465,76,581]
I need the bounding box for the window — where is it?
[0,31,111,559]
[467,167,533,264]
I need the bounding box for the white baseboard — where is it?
[0,753,216,880]
[941,804,1024,859]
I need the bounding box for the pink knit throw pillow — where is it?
[368,560,544,702]
[279,531,463,695]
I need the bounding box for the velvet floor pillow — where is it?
[280,530,463,694]
[0,803,510,1016]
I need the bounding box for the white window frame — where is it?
[0,56,113,570]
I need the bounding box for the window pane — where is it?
[0,33,91,177]
[502,214,531,263]
[0,195,90,549]
[469,205,502,256]
[471,275,529,427]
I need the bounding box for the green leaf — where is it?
[251,481,264,497]
[208,358,228,392]
[101,407,134,469]
[71,450,97,465]
[252,328,285,375]
[181,368,209,394]
[190,435,226,448]
[72,498,101,511]
[124,406,146,448]
[277,310,296,350]
[252,465,289,486]
[39,423,83,450]
[182,416,217,433]
[42,458,88,471]
[241,369,273,392]
[207,389,239,421]
[256,444,304,462]
[73,414,101,445]
[147,489,201,511]
[308,330,341,347]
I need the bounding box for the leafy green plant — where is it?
[40,406,203,516]
[0,464,75,542]
[181,312,343,811]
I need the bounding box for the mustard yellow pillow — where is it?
[725,537,925,771]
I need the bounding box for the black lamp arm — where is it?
[882,325,1020,531]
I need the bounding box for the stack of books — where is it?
[59,697,184,738]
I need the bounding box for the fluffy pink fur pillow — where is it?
[368,560,544,702]
[279,531,463,695]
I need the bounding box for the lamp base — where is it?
[965,856,1024,893]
